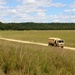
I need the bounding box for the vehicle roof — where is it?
[48,37,62,40]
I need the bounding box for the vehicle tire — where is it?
[61,46,63,48]
[54,44,57,47]
[52,44,54,46]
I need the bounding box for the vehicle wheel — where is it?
[61,46,63,48]
[54,44,57,47]
[52,44,54,46]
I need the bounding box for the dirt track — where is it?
[0,37,75,51]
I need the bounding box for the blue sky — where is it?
[0,0,75,23]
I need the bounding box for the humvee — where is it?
[48,37,64,48]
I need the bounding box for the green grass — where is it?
[0,40,75,75]
[0,30,75,47]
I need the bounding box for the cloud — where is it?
[64,9,71,12]
[0,0,7,5]
[64,2,75,13]
[16,0,21,2]
[8,12,75,23]
[49,14,75,23]
[14,0,66,21]
[22,0,66,8]
[70,2,75,8]
[51,3,66,7]
[25,0,36,3]
[65,9,75,12]
[0,0,71,23]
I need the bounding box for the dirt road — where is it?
[0,37,75,51]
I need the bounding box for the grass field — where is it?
[0,40,75,75]
[0,30,75,75]
[0,30,75,47]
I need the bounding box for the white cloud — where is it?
[22,0,66,8]
[64,2,75,13]
[52,19,61,23]
[25,0,36,3]
[16,0,21,2]
[51,3,66,7]
[37,12,46,17]
[70,2,75,8]
[0,0,72,23]
[49,14,75,23]
[65,9,75,12]
[64,9,71,12]
[0,0,7,5]
[13,0,66,22]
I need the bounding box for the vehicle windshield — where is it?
[58,40,64,43]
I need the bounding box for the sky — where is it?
[0,0,75,23]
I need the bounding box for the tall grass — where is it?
[0,40,75,75]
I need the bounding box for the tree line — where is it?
[0,22,75,30]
